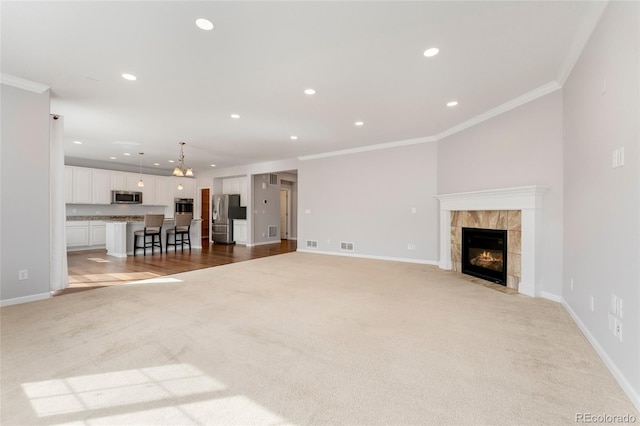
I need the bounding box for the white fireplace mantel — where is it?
[435,186,548,297]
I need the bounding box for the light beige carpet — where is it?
[1,252,637,425]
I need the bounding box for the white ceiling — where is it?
[2,1,603,174]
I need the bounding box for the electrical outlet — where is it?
[411,207,417,214]
[615,321,623,341]
[590,296,595,312]
[18,269,28,280]
[570,278,574,291]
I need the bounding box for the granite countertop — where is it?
[66,215,145,222]
[66,215,201,222]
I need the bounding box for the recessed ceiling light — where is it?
[423,48,440,57]
[168,160,175,163]
[195,18,214,31]
[230,114,240,119]
[304,89,316,95]
[210,164,217,167]
[447,101,459,107]
[123,152,131,156]
[110,157,117,160]
[354,121,364,126]
[153,163,160,166]
[73,140,83,144]
[290,136,298,140]
[122,73,137,81]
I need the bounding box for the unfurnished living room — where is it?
[1,1,639,425]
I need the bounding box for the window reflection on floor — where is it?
[22,364,285,425]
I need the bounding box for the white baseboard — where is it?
[540,291,563,303]
[562,300,640,413]
[0,292,51,307]
[296,249,438,265]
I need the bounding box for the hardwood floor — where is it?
[57,239,297,296]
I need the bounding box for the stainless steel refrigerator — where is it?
[211,194,241,244]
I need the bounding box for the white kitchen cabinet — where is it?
[110,171,127,191]
[66,221,90,247]
[92,169,111,204]
[71,167,92,204]
[223,177,247,206]
[233,219,247,244]
[67,220,107,249]
[142,175,157,205]
[126,173,143,192]
[155,176,171,206]
[89,220,107,245]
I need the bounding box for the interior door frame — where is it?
[198,186,212,241]
[280,188,291,240]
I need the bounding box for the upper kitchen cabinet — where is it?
[155,176,172,206]
[64,166,92,204]
[92,169,111,204]
[141,176,157,205]
[222,176,248,206]
[126,173,143,192]
[110,171,126,191]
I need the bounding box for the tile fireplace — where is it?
[436,186,547,297]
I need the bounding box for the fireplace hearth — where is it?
[462,227,507,285]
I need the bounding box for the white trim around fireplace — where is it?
[435,186,548,297]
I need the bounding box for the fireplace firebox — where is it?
[462,227,507,285]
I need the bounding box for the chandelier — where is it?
[172,142,194,177]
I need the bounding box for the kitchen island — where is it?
[105,217,202,257]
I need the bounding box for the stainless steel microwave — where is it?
[111,190,142,204]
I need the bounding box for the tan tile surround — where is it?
[451,210,522,290]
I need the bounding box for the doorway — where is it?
[280,189,291,240]
[201,188,210,242]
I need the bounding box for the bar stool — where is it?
[166,213,192,252]
[133,214,164,256]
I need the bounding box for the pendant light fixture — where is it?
[172,142,194,177]
[137,152,144,187]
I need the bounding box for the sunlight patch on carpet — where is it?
[21,364,225,418]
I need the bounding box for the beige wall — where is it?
[1,84,51,303]
[298,142,439,262]
[563,1,640,401]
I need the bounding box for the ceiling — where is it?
[2,1,603,174]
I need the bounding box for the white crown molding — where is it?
[298,136,437,161]
[299,81,561,162]
[433,81,561,141]
[1,73,49,94]
[556,1,609,86]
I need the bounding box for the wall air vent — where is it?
[268,225,278,238]
[269,173,278,185]
[340,242,354,252]
[306,240,318,249]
